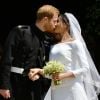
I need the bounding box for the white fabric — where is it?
[64,12,100,97]
[11,67,24,74]
[44,40,98,100]
[44,13,100,100]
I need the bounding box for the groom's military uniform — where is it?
[0,25,51,100]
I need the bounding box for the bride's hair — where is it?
[60,14,70,34]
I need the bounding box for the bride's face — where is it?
[54,17,64,34]
[54,16,67,36]
[50,17,67,42]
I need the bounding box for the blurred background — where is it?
[0,0,100,93]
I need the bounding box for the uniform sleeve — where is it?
[0,27,22,89]
[71,42,89,77]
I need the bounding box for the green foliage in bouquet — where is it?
[43,60,64,85]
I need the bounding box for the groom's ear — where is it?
[43,17,49,21]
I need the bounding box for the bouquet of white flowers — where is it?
[43,60,64,85]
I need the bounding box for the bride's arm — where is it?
[55,42,89,80]
[69,42,89,77]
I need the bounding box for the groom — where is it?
[0,5,60,100]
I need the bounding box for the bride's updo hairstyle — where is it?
[60,14,70,34]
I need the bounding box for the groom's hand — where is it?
[0,89,10,99]
[28,68,40,81]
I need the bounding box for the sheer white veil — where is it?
[64,12,100,100]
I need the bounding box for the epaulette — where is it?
[17,25,30,30]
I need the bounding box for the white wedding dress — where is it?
[44,39,95,100]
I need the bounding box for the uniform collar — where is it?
[30,24,57,45]
[30,24,45,40]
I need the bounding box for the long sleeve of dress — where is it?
[70,42,89,77]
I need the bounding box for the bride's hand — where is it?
[52,71,75,80]
[52,73,66,80]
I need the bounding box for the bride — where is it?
[28,13,100,100]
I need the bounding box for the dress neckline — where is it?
[55,39,77,45]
